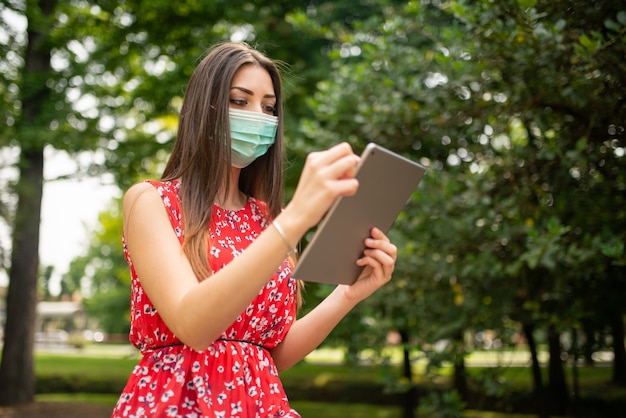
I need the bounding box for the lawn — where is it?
[18,344,626,417]
[35,394,538,418]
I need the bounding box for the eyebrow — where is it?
[230,86,276,99]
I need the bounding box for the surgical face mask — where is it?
[229,108,278,168]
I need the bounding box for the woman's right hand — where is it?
[286,142,360,229]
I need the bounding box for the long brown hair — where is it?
[161,42,285,282]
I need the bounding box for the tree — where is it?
[293,0,625,415]
[0,0,329,404]
[0,0,57,404]
[3,0,419,405]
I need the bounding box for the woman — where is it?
[112,41,397,418]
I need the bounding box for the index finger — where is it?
[309,142,355,166]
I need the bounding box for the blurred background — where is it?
[0,0,624,417]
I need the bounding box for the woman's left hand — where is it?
[342,227,397,303]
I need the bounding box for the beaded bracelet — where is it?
[272,220,297,256]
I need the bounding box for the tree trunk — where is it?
[610,312,626,386]
[399,329,416,418]
[0,0,55,405]
[453,330,468,401]
[522,322,547,418]
[0,149,45,404]
[571,327,580,402]
[453,357,467,401]
[547,325,570,416]
[582,320,595,366]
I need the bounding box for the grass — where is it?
[22,344,626,417]
[36,353,137,378]
[37,392,119,405]
[35,394,539,418]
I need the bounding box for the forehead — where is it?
[230,64,274,93]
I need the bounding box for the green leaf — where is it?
[604,19,621,32]
[579,34,599,53]
[448,1,467,18]
[517,0,538,9]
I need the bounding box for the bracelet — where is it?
[272,220,297,256]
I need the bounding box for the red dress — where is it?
[112,180,300,418]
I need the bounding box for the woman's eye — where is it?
[263,104,276,114]
[230,99,246,107]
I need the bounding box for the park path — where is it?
[0,402,112,418]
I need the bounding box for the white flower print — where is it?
[161,389,175,402]
[269,383,280,394]
[114,182,302,418]
[143,304,157,316]
[129,406,146,418]
[137,376,151,389]
[231,401,243,415]
[182,397,195,409]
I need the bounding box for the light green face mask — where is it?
[229,108,278,168]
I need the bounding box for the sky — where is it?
[1,147,120,294]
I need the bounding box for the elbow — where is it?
[165,299,225,351]
[185,339,211,352]
[172,327,221,352]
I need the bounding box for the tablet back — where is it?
[292,143,426,285]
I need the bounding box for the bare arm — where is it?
[123,143,360,351]
[271,227,397,371]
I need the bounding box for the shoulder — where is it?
[124,180,179,205]
[122,181,169,228]
[123,181,158,207]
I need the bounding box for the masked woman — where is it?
[112,41,397,418]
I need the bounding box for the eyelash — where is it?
[229,99,276,114]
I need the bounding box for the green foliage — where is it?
[34,353,135,394]
[420,390,466,418]
[32,2,625,403]
[23,350,626,414]
[3,0,624,407]
[61,199,130,334]
[292,0,626,398]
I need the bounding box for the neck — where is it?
[217,167,246,210]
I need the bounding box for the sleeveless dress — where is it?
[111,180,300,418]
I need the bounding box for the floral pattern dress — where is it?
[111,180,300,418]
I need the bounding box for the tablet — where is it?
[292,143,426,285]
